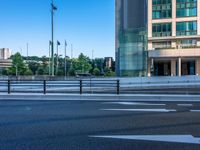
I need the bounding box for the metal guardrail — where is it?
[0,80,120,95]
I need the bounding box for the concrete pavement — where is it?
[1,94,200,102]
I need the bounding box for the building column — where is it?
[197,0,200,48]
[178,57,182,76]
[147,58,151,77]
[195,58,200,75]
[171,59,176,76]
[197,0,200,35]
[148,0,152,38]
[148,58,154,77]
[172,0,176,37]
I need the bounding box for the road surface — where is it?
[0,100,200,150]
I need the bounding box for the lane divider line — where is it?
[103,102,166,106]
[100,109,176,112]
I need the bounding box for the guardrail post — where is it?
[80,80,83,95]
[8,80,11,94]
[43,80,46,94]
[117,80,120,95]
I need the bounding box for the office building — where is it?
[116,0,200,77]
[148,0,200,76]
[115,0,148,77]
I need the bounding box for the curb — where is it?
[0,94,200,102]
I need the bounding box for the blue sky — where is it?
[0,0,115,58]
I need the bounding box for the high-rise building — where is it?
[148,0,200,76]
[116,0,200,77]
[115,0,148,77]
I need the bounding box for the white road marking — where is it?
[100,109,176,112]
[190,110,200,112]
[90,135,200,145]
[177,104,193,107]
[103,102,166,106]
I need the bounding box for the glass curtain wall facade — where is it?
[115,0,147,76]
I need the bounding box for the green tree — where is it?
[36,66,45,75]
[104,67,115,77]
[93,68,100,76]
[68,67,76,76]
[72,53,92,74]
[28,61,40,75]
[8,53,32,76]
[24,69,33,75]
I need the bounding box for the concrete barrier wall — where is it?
[1,76,200,85]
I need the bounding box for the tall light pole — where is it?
[49,41,52,76]
[51,0,57,76]
[56,41,60,75]
[26,43,29,61]
[14,64,18,77]
[71,44,73,59]
[70,44,73,73]
[64,40,67,78]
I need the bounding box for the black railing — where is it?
[0,80,120,95]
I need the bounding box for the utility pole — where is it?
[56,41,60,75]
[26,43,29,61]
[51,0,57,76]
[92,50,94,60]
[92,50,94,69]
[71,44,73,59]
[64,40,67,78]
[20,48,23,55]
[49,41,51,76]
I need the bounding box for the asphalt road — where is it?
[0,100,200,150]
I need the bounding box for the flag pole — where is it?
[64,41,67,78]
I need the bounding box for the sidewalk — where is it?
[0,94,200,102]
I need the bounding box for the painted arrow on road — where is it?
[91,135,200,145]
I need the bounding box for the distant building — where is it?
[0,48,12,68]
[0,48,12,60]
[105,57,113,68]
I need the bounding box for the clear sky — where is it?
[0,0,115,59]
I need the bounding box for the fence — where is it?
[0,79,120,95]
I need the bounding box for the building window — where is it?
[152,23,172,37]
[180,39,197,47]
[152,0,172,19]
[176,0,197,17]
[176,21,197,36]
[152,41,172,49]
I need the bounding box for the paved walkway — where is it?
[1,94,200,102]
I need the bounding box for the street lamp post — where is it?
[14,65,18,77]
[49,41,52,76]
[26,43,29,61]
[56,41,60,75]
[64,40,67,78]
[51,0,57,76]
